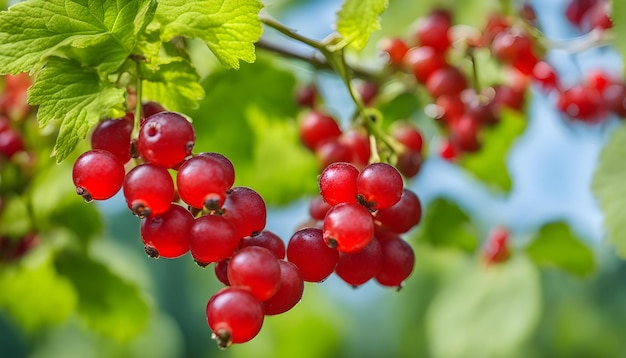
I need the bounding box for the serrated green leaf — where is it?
[0,0,155,75]
[336,0,388,51]
[427,256,541,358]
[190,59,317,204]
[415,197,478,252]
[612,1,626,67]
[155,0,263,69]
[55,253,150,341]
[460,109,527,192]
[27,57,126,162]
[592,123,626,257]
[525,222,595,277]
[141,57,205,111]
[0,254,77,332]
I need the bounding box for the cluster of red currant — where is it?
[296,84,426,178]
[294,161,419,288]
[380,9,533,161]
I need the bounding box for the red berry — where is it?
[376,189,422,233]
[403,46,448,83]
[73,149,125,202]
[323,202,375,253]
[222,187,267,238]
[375,236,415,289]
[356,162,404,210]
[137,111,195,168]
[228,246,282,301]
[287,228,338,282]
[379,37,410,66]
[91,114,134,164]
[207,287,264,348]
[299,110,342,151]
[177,154,232,210]
[263,260,304,315]
[239,230,285,260]
[140,204,193,258]
[189,214,240,265]
[415,9,452,53]
[426,66,468,98]
[318,162,359,206]
[335,237,383,287]
[123,163,175,218]
[483,227,511,264]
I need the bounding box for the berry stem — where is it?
[468,47,482,94]
[133,61,144,138]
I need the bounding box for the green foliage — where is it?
[55,252,150,341]
[427,256,541,358]
[0,195,31,240]
[0,0,154,75]
[0,253,77,332]
[525,222,596,277]
[191,59,318,204]
[460,109,527,192]
[27,57,127,162]
[155,0,263,69]
[592,123,626,257]
[416,198,479,251]
[141,57,205,112]
[336,0,389,51]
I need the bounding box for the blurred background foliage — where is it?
[2,0,626,357]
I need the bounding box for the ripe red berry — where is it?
[287,227,338,282]
[189,214,240,265]
[73,149,125,202]
[375,236,415,289]
[177,154,232,210]
[140,204,193,258]
[0,126,24,159]
[262,260,304,315]
[323,202,375,253]
[426,66,468,98]
[228,246,282,301]
[222,187,267,238]
[138,111,195,168]
[207,287,264,348]
[415,9,452,53]
[376,189,422,233]
[356,162,404,210]
[318,162,359,206]
[123,163,175,218]
[239,230,286,260]
[335,237,383,287]
[90,113,133,164]
[379,37,410,66]
[483,227,511,264]
[403,46,448,83]
[299,110,342,150]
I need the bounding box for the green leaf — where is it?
[55,253,150,341]
[0,195,32,240]
[525,222,596,277]
[427,256,542,358]
[27,57,126,162]
[141,57,205,111]
[0,254,77,332]
[460,109,527,192]
[336,0,389,51]
[155,0,263,69]
[240,107,319,203]
[612,1,626,67]
[592,123,626,257]
[0,0,155,75]
[190,59,318,204]
[415,197,479,252]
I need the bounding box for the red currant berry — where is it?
[375,236,415,289]
[379,37,410,66]
[299,110,342,151]
[239,230,286,260]
[222,187,267,238]
[376,189,422,233]
[335,237,383,287]
[262,260,304,315]
[189,214,240,265]
[73,149,125,202]
[228,246,282,301]
[140,204,193,259]
[138,111,195,168]
[177,154,231,210]
[287,227,338,282]
[90,113,133,164]
[323,202,375,253]
[123,163,175,218]
[207,287,264,348]
[356,162,404,210]
[319,162,359,206]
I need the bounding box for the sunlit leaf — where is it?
[415,197,479,252]
[336,0,389,51]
